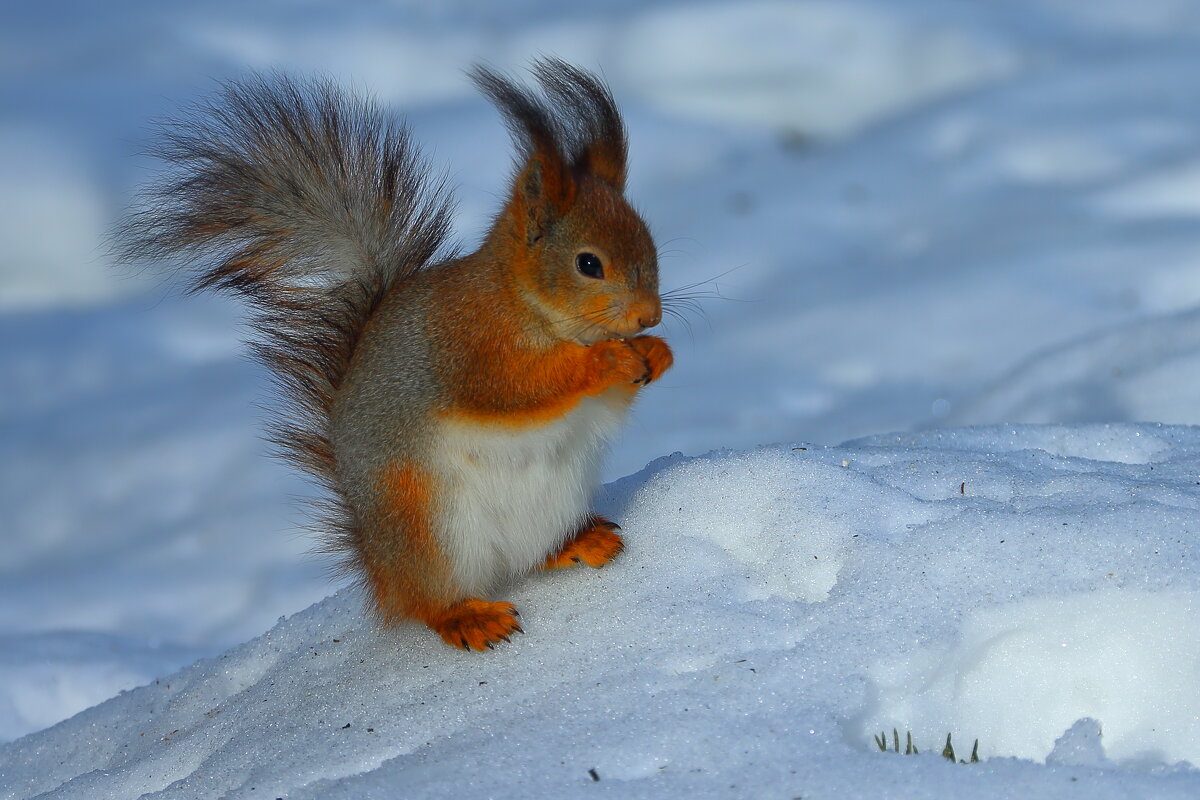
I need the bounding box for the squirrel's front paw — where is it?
[627,336,673,385]
[592,338,651,385]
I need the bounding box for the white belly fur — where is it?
[433,392,630,596]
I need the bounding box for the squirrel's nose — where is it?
[631,298,662,330]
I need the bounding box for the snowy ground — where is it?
[5,0,1200,797]
[6,425,1200,798]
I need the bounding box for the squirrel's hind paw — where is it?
[426,599,523,651]
[543,516,625,569]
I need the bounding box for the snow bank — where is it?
[0,297,333,741]
[0,633,199,744]
[619,0,1015,137]
[947,308,1200,428]
[860,589,1200,765]
[4,424,1199,798]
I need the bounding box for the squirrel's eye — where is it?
[575,252,604,279]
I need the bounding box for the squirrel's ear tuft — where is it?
[471,64,576,243]
[533,59,628,191]
[472,60,631,238]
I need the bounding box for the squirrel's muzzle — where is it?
[629,297,662,332]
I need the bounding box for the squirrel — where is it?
[120,59,672,651]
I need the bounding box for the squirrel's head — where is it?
[474,59,660,346]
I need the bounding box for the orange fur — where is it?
[420,599,524,652]
[366,463,453,625]
[369,466,526,650]
[134,64,673,653]
[317,63,675,647]
[542,516,624,569]
[439,297,655,426]
[627,335,673,384]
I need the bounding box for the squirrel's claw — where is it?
[427,599,523,652]
[626,335,673,385]
[541,516,625,570]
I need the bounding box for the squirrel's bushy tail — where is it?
[120,74,454,552]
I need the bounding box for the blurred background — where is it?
[5,0,1200,741]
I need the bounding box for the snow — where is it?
[5,0,1200,797]
[946,308,1200,427]
[5,426,1200,798]
[861,587,1200,765]
[0,128,112,309]
[616,1,1016,137]
[1048,718,1110,769]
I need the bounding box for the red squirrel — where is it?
[122,60,672,650]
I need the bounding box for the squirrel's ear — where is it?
[471,63,578,245]
[531,59,629,191]
[574,139,626,191]
[514,146,576,245]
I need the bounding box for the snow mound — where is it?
[945,308,1200,428]
[1048,718,1110,769]
[1098,158,1200,219]
[859,590,1200,765]
[0,633,199,744]
[620,0,1015,137]
[4,424,1200,799]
